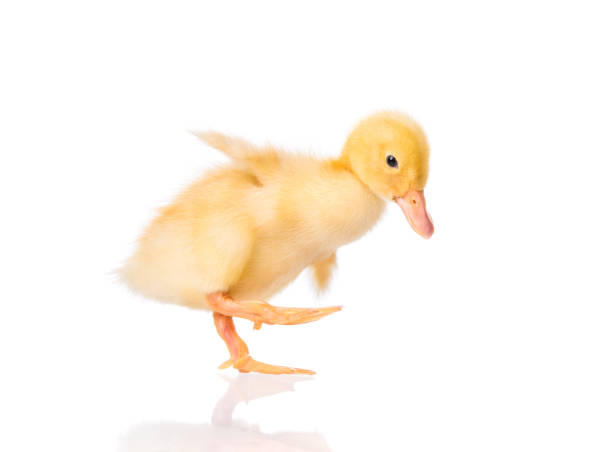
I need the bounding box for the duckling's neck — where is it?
[321,157,386,247]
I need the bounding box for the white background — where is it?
[1,1,611,451]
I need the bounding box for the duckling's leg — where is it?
[213,312,315,375]
[207,292,341,326]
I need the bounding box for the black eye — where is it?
[386,155,398,168]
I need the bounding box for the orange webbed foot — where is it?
[221,355,315,375]
[212,298,335,375]
[207,292,341,326]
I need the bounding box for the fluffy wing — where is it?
[193,131,281,182]
[192,131,257,161]
[310,252,337,294]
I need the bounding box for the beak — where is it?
[395,190,434,239]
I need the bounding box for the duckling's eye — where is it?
[386,155,398,168]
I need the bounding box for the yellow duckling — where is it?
[121,111,433,375]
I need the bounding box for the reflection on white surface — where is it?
[118,374,332,452]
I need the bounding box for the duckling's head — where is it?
[341,112,434,238]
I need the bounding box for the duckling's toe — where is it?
[227,355,315,375]
[280,305,343,325]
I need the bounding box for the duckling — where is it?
[121,112,433,375]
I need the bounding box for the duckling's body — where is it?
[123,153,384,306]
[121,112,433,375]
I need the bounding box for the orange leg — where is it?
[207,292,341,326]
[213,312,315,375]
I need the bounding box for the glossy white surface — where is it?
[2,1,611,451]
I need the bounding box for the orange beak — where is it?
[395,190,434,239]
